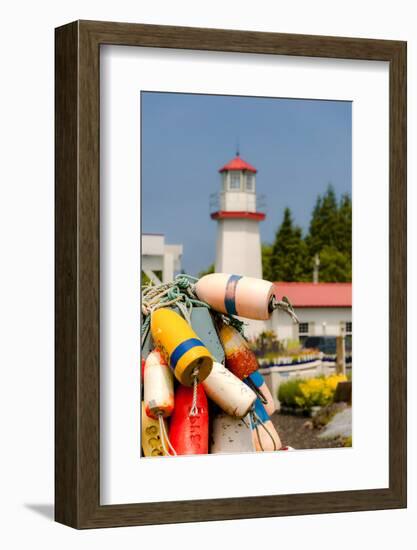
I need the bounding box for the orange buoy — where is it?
[195,273,275,320]
[168,384,209,455]
[141,402,166,457]
[151,308,213,386]
[202,361,256,417]
[144,349,174,419]
[218,324,259,380]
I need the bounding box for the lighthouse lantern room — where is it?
[211,153,265,279]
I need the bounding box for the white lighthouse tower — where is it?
[211,153,265,278]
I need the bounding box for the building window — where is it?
[346,321,352,334]
[298,322,310,345]
[229,172,241,190]
[245,173,255,191]
[299,322,309,334]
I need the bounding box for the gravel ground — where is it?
[271,412,346,449]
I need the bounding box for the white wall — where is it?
[221,190,257,211]
[1,1,415,549]
[271,307,352,340]
[215,218,263,277]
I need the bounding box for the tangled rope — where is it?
[141,274,210,344]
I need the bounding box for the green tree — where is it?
[306,184,339,256]
[317,245,351,282]
[261,243,273,280]
[334,193,352,256]
[269,208,309,281]
[305,186,352,282]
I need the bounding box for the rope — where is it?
[158,415,177,456]
[189,367,199,416]
[250,409,277,452]
[245,377,268,405]
[141,274,210,333]
[271,295,299,324]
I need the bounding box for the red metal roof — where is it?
[274,282,352,308]
[219,155,257,173]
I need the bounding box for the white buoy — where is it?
[202,362,257,418]
[210,413,255,454]
[144,349,174,419]
[195,273,275,320]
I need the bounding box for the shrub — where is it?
[278,374,347,413]
[278,378,305,408]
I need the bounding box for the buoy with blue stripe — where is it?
[218,323,259,380]
[202,361,257,418]
[247,371,276,416]
[249,397,282,452]
[151,308,213,386]
[143,349,176,455]
[195,273,275,320]
[141,402,166,457]
[169,384,209,455]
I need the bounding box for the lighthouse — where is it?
[210,153,265,279]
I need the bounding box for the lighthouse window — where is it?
[246,174,254,191]
[229,172,241,190]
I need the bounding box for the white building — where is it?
[269,281,352,342]
[141,233,183,284]
[211,153,265,279]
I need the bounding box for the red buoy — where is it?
[168,384,209,455]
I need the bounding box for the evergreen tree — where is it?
[304,185,352,282]
[306,184,339,255]
[261,243,273,281]
[335,193,352,256]
[317,245,351,282]
[270,208,309,281]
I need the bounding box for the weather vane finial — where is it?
[236,137,240,157]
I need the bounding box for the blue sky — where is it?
[141,92,351,276]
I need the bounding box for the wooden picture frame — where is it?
[55,20,407,529]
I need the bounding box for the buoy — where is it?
[143,349,176,455]
[144,349,174,419]
[247,371,276,416]
[195,273,275,320]
[202,362,257,417]
[218,324,259,380]
[151,308,213,386]
[141,402,166,457]
[169,384,209,455]
[250,398,282,452]
[210,413,255,454]
[189,307,225,364]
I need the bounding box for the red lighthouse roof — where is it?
[219,155,257,173]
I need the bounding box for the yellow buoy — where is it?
[151,308,213,386]
[141,402,166,457]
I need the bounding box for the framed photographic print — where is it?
[55,20,406,528]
